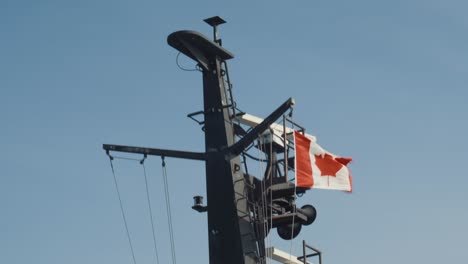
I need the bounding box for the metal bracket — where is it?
[139,154,147,165]
[187,110,205,125]
[106,150,114,160]
[228,98,295,157]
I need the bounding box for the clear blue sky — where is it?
[1,0,467,263]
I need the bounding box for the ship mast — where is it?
[103,17,316,264]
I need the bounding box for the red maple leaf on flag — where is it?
[314,154,344,177]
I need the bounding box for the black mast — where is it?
[103,17,315,264]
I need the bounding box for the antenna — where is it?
[204,16,226,45]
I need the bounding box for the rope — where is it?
[141,158,161,264]
[161,157,177,264]
[108,158,138,264]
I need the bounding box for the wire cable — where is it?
[161,158,177,264]
[108,159,138,264]
[289,115,297,261]
[268,135,274,264]
[243,152,268,162]
[257,138,270,264]
[142,162,161,264]
[288,186,297,261]
[176,52,200,72]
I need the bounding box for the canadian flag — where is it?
[294,130,353,192]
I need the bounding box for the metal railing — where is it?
[297,240,322,264]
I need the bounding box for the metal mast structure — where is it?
[103,17,316,264]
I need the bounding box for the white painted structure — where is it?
[235,113,317,148]
[266,247,312,264]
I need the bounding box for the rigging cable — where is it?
[268,132,274,264]
[242,152,268,163]
[161,157,177,264]
[257,138,270,264]
[108,156,138,264]
[288,114,297,261]
[288,185,297,261]
[141,156,161,264]
[256,138,266,263]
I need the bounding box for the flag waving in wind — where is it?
[294,131,353,192]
